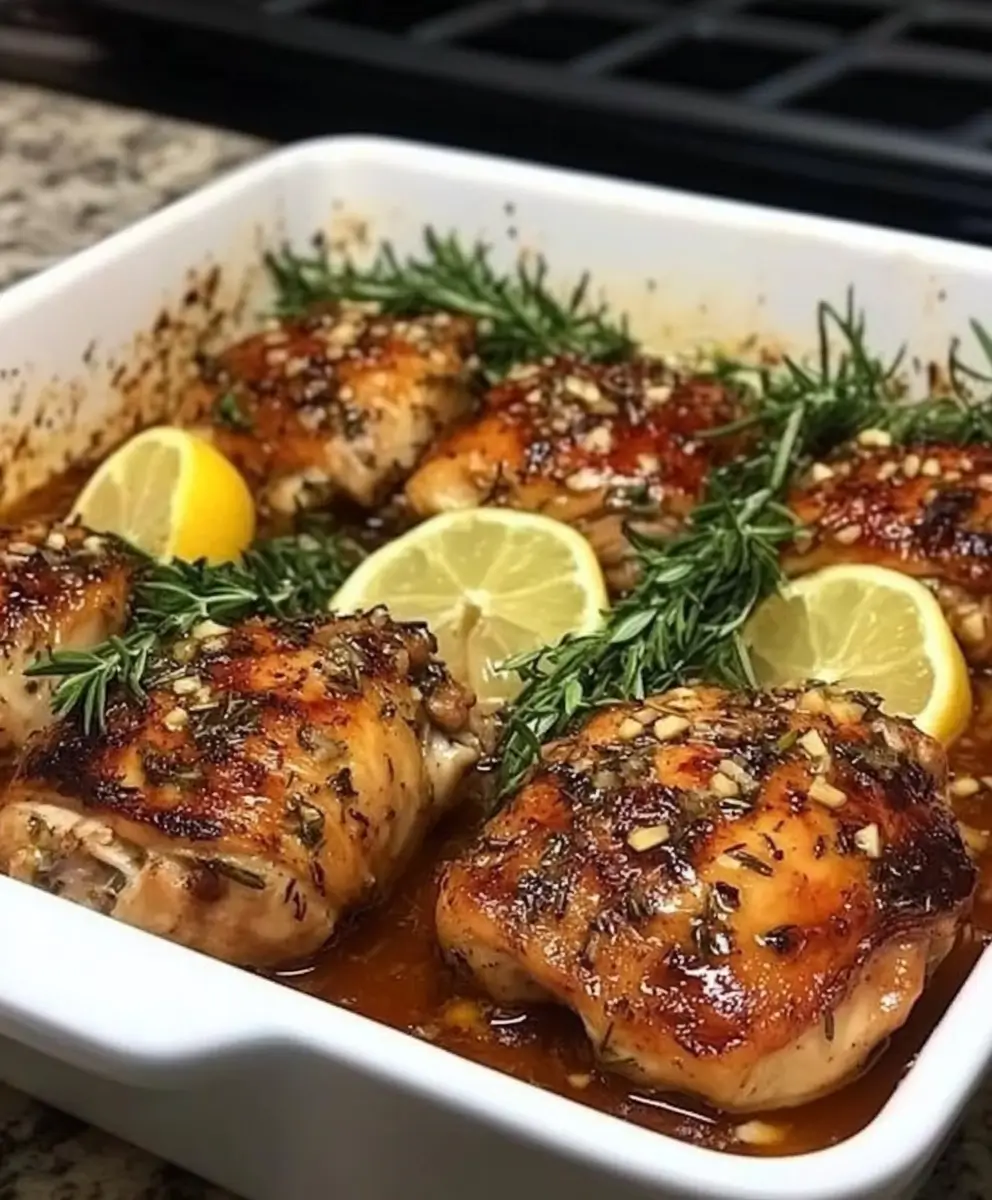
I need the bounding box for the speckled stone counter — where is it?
[0,79,990,1200]
[0,83,264,287]
[0,81,258,1200]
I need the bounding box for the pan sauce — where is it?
[8,468,992,1159]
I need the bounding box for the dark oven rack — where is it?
[11,0,992,243]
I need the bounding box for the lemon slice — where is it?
[331,509,608,705]
[71,426,255,563]
[745,564,972,744]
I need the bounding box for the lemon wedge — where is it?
[745,564,972,744]
[331,509,608,705]
[71,427,255,563]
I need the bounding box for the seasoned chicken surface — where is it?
[0,610,480,968]
[437,684,974,1112]
[405,357,743,590]
[0,522,133,753]
[186,305,476,514]
[787,440,992,663]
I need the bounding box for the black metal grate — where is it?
[32,0,992,241]
[87,0,992,141]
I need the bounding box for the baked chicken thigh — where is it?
[437,683,974,1112]
[405,357,743,590]
[787,439,992,663]
[0,610,480,968]
[188,305,476,514]
[0,521,133,753]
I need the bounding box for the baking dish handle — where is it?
[0,878,289,1086]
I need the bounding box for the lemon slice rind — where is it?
[71,426,255,564]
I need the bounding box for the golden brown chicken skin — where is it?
[786,439,992,663]
[0,610,480,968]
[437,684,974,1112]
[405,357,744,590]
[0,522,134,753]
[186,304,476,514]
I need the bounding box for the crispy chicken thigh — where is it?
[787,441,992,663]
[437,684,974,1112]
[187,305,476,514]
[0,610,480,968]
[405,357,743,590]
[0,522,133,753]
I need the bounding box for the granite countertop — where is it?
[0,79,990,1200]
[0,82,259,1200]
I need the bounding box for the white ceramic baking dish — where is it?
[0,136,990,1200]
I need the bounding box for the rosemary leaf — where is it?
[213,390,252,432]
[27,531,363,734]
[892,319,992,444]
[264,228,635,374]
[705,294,906,466]
[496,294,906,796]
[719,302,992,453]
[498,483,797,797]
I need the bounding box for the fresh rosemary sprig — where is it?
[135,533,360,628]
[27,531,362,733]
[889,318,992,444]
[265,228,635,374]
[34,629,161,738]
[716,306,992,453]
[707,294,906,465]
[882,391,992,444]
[496,295,903,795]
[498,412,802,795]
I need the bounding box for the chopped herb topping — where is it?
[288,795,326,850]
[726,848,774,877]
[214,390,252,432]
[205,859,267,890]
[28,531,363,733]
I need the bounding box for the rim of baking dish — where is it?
[0,874,987,1200]
[2,135,992,1200]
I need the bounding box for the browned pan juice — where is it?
[284,765,990,1158]
[10,469,992,1158]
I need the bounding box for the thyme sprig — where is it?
[27,532,362,733]
[265,228,634,375]
[496,296,906,795]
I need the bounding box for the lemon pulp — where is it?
[745,563,972,744]
[72,427,255,563]
[332,509,608,705]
